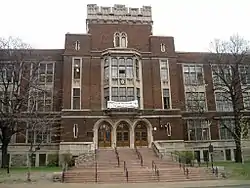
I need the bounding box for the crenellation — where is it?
[87,4,152,23]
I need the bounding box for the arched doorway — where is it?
[98,123,112,147]
[116,122,130,147]
[134,122,148,147]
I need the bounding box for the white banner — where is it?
[107,100,138,109]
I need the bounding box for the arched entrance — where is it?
[134,122,148,147]
[116,122,130,147]
[98,123,112,147]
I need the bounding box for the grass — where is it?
[201,161,250,180]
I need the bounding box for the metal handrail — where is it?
[125,167,128,182]
[115,147,120,167]
[95,162,98,182]
[152,160,160,181]
[135,146,143,166]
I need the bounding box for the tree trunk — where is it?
[1,143,9,168]
[235,139,242,163]
[27,153,32,182]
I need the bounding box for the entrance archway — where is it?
[134,122,148,147]
[116,122,130,147]
[98,122,112,147]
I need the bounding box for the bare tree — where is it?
[0,36,60,169]
[208,34,250,163]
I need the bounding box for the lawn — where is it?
[201,161,250,180]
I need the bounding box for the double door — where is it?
[134,130,148,147]
[116,130,129,147]
[98,129,111,147]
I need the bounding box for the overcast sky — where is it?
[1,0,249,52]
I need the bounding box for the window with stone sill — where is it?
[187,119,210,141]
[160,60,169,81]
[160,43,166,52]
[183,65,204,86]
[75,41,80,51]
[38,63,54,86]
[212,65,232,86]
[219,119,234,140]
[72,88,80,109]
[185,92,206,112]
[239,65,250,85]
[162,88,170,109]
[215,92,233,112]
[243,92,250,110]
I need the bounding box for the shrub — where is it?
[174,151,194,165]
[47,154,59,167]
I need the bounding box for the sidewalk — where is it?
[2,180,250,188]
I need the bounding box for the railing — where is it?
[115,147,120,167]
[151,142,163,159]
[135,146,143,166]
[152,160,160,181]
[170,152,189,179]
[123,161,129,182]
[95,161,98,182]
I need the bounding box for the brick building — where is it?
[1,4,250,166]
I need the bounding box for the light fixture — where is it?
[153,127,157,131]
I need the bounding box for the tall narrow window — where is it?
[73,124,78,138]
[163,89,170,109]
[72,88,80,109]
[121,33,127,48]
[75,41,80,51]
[135,59,139,80]
[114,33,120,47]
[73,59,81,79]
[160,60,168,81]
[104,87,109,107]
[111,58,118,78]
[104,59,109,83]
[136,88,140,108]
[126,58,133,78]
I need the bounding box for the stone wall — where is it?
[75,152,95,167]
[11,154,27,167]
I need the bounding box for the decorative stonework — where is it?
[87,4,152,24]
[11,154,27,167]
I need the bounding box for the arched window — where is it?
[120,32,127,48]
[114,33,120,47]
[160,43,166,52]
[113,32,128,48]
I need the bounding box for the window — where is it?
[187,119,210,141]
[160,60,169,81]
[38,63,54,85]
[135,59,139,80]
[75,41,80,51]
[113,32,128,48]
[215,92,233,112]
[31,90,52,112]
[73,124,78,138]
[183,65,204,85]
[104,58,109,84]
[239,65,250,85]
[104,87,109,107]
[160,43,166,52]
[111,87,134,102]
[136,88,140,108]
[72,88,80,109]
[243,92,250,110]
[163,89,170,109]
[121,33,127,48]
[114,33,120,47]
[126,58,133,78]
[185,92,206,111]
[111,58,118,78]
[73,59,81,79]
[219,119,234,140]
[212,65,232,86]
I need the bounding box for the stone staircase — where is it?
[63,147,216,183]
